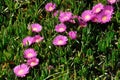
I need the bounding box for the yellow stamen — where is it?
[85,15,90,20]
[59,28,64,32]
[31,62,36,66]
[58,40,63,45]
[27,53,33,57]
[102,16,107,21]
[33,28,37,31]
[36,39,40,43]
[49,7,53,11]
[18,69,24,75]
[95,8,100,13]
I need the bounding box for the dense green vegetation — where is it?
[0,0,120,80]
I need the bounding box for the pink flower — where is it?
[53,35,68,46]
[97,12,112,23]
[103,5,114,15]
[33,35,44,43]
[13,64,29,77]
[27,58,39,67]
[59,11,72,22]
[22,36,34,46]
[24,48,37,59]
[92,3,104,14]
[68,31,77,39]
[81,10,94,22]
[29,23,42,33]
[107,0,116,4]
[45,2,56,12]
[55,23,67,33]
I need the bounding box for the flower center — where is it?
[49,6,53,11]
[102,16,107,21]
[33,28,37,31]
[58,40,63,45]
[31,62,36,66]
[85,15,90,20]
[28,53,33,57]
[93,17,98,22]
[59,28,64,32]
[95,8,101,13]
[36,39,40,42]
[18,69,24,75]
[64,16,69,20]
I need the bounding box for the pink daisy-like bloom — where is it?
[53,35,68,46]
[103,5,114,15]
[24,48,37,59]
[81,10,94,22]
[27,58,39,67]
[68,31,77,40]
[29,23,42,33]
[22,36,34,46]
[45,2,56,12]
[92,3,104,14]
[55,23,67,33]
[107,0,116,4]
[59,11,72,22]
[13,64,29,77]
[33,35,44,43]
[97,12,112,23]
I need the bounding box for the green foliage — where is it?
[0,0,120,80]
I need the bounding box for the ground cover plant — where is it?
[0,0,120,80]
